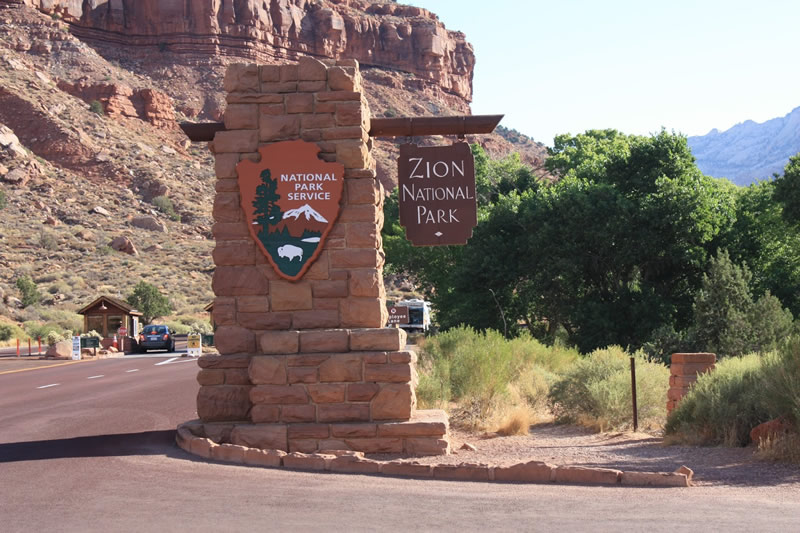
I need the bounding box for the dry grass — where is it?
[756,431,800,464]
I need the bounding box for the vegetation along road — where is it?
[1,358,799,532]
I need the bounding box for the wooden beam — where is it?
[368,115,504,138]
[180,114,503,142]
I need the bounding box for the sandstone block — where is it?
[343,438,403,454]
[227,93,285,104]
[494,461,553,483]
[237,295,269,313]
[288,367,318,384]
[230,424,287,451]
[280,64,299,81]
[189,437,215,459]
[211,443,247,464]
[259,103,285,116]
[434,464,490,482]
[239,312,292,330]
[280,404,316,423]
[289,439,319,453]
[283,452,329,471]
[347,178,380,205]
[620,471,689,487]
[270,280,312,311]
[213,266,268,296]
[363,352,387,364]
[308,383,346,403]
[214,129,258,153]
[667,387,691,401]
[215,153,240,179]
[322,126,366,141]
[224,369,250,385]
[330,424,377,438]
[249,356,287,385]
[198,353,251,369]
[350,328,405,352]
[405,438,450,456]
[319,354,362,382]
[250,405,280,423]
[214,326,256,355]
[288,424,330,440]
[346,223,380,249]
[288,354,331,367]
[380,461,433,478]
[216,179,239,192]
[197,369,225,386]
[553,466,621,485]
[316,91,361,102]
[298,81,327,92]
[213,241,255,266]
[389,351,416,364]
[335,139,369,169]
[304,251,330,279]
[291,310,341,329]
[335,101,363,127]
[261,81,298,93]
[224,104,259,129]
[670,362,716,376]
[286,93,313,114]
[301,113,336,129]
[311,280,348,298]
[251,385,309,405]
[330,249,382,269]
[212,298,237,327]
[212,192,241,223]
[213,221,250,241]
[365,364,412,383]
[669,375,698,388]
[377,418,447,438]
[327,66,357,91]
[260,113,300,142]
[371,384,413,420]
[340,298,386,328]
[243,448,285,467]
[224,64,259,93]
[318,403,370,423]
[300,330,350,353]
[201,423,234,443]
[259,331,299,355]
[259,64,280,83]
[197,385,251,422]
[671,352,716,364]
[329,456,380,474]
[175,426,194,450]
[347,383,380,402]
[318,440,351,451]
[339,204,379,224]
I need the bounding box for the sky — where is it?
[410,0,800,146]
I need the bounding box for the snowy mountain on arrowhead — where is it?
[283,204,328,224]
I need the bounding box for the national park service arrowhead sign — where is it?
[397,142,477,246]
[237,140,344,281]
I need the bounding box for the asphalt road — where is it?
[1,358,799,532]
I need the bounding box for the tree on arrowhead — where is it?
[127,281,172,324]
[253,169,282,228]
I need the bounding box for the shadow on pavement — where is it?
[0,430,184,463]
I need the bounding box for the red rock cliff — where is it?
[21,0,474,102]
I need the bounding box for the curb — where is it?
[176,423,692,488]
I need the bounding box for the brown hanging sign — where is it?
[397,142,477,246]
[237,140,344,281]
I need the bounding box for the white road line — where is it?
[37,383,59,389]
[87,375,104,379]
[154,357,178,366]
[126,369,139,373]
[154,357,195,366]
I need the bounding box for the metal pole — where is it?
[38,337,41,355]
[27,338,31,357]
[630,356,638,432]
[16,338,20,357]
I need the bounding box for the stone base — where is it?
[181,409,450,456]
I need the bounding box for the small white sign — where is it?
[187,334,202,357]
[71,336,81,361]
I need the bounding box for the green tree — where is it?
[126,281,172,324]
[16,275,41,307]
[774,153,800,225]
[253,169,282,227]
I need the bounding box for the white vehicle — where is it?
[392,299,432,333]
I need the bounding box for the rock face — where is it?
[22,0,475,102]
[56,80,176,129]
[688,106,800,185]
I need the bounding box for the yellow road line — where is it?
[0,359,89,375]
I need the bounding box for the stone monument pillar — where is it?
[191,57,449,455]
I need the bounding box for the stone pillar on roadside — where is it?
[191,57,449,456]
[667,352,716,414]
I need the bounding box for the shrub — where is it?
[45,330,69,346]
[38,230,59,251]
[24,321,69,341]
[0,323,13,341]
[548,346,669,431]
[89,100,104,115]
[127,281,172,323]
[0,187,6,210]
[16,275,41,307]
[152,195,180,221]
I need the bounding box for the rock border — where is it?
[176,422,692,488]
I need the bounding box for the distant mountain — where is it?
[284,205,328,224]
[688,107,800,185]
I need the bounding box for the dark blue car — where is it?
[137,324,175,353]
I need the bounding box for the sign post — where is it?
[118,327,127,353]
[71,335,81,361]
[397,142,477,246]
[187,334,202,357]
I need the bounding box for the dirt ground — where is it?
[378,424,800,489]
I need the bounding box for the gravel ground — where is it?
[375,423,800,489]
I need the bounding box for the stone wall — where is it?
[197,57,448,455]
[667,352,716,414]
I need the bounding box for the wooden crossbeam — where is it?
[179,114,503,142]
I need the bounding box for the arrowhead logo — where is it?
[236,140,344,281]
